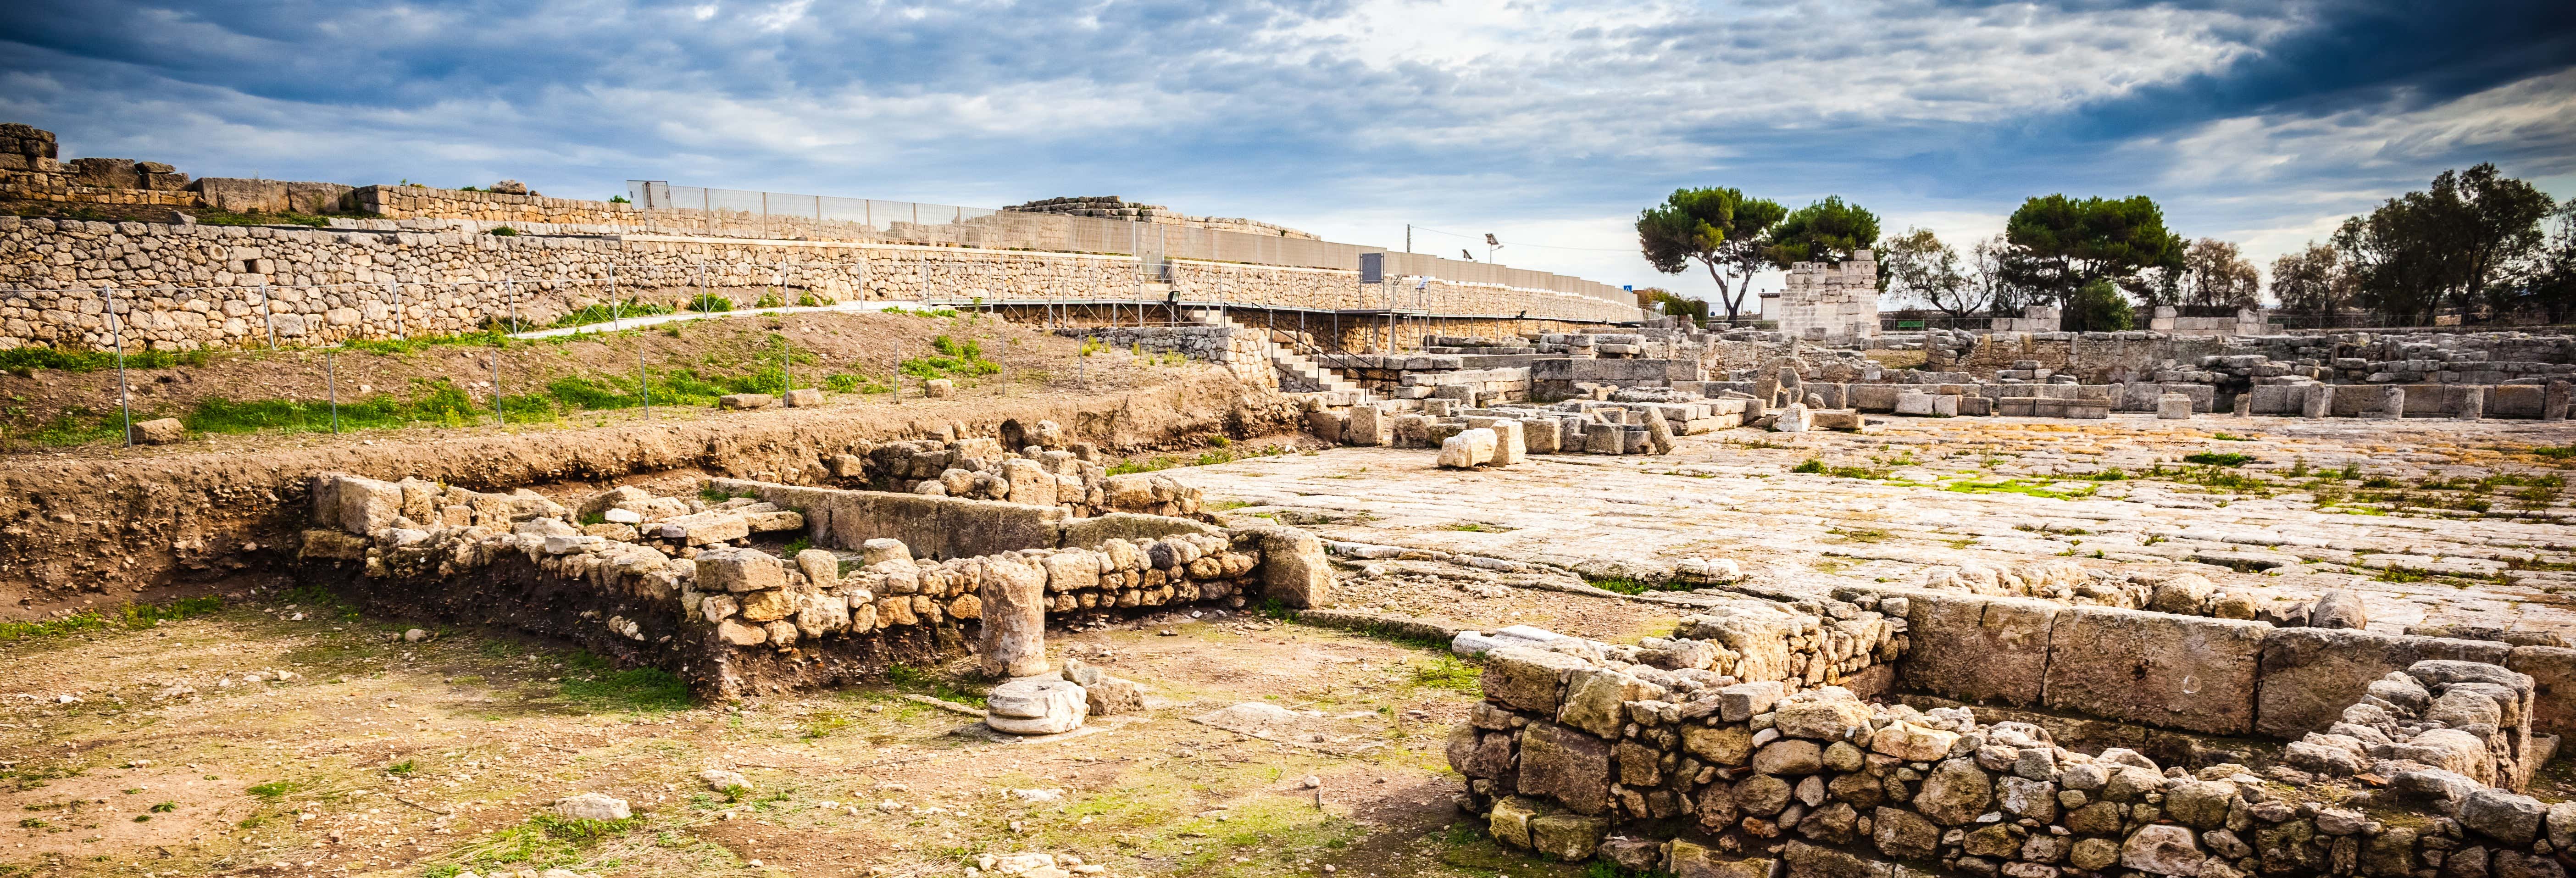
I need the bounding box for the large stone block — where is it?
[2044,606,2268,735]
[1482,646,1589,714]
[1901,592,2056,708]
[2508,645,2576,740]
[1558,667,1666,739]
[1516,721,1612,815]
[2256,628,2510,738]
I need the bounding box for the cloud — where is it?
[0,0,2567,298]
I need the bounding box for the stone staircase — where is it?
[1183,308,1369,398]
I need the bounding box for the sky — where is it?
[5,0,2573,313]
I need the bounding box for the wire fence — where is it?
[627,181,1636,306]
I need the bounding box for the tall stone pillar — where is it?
[977,554,1049,679]
[2457,387,2485,421]
[2547,381,2572,421]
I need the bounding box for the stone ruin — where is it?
[1769,250,1881,341]
[1000,195,1321,240]
[1441,576,2576,878]
[291,421,1334,715]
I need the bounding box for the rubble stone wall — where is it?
[1057,326,1280,390]
[0,217,1637,351]
[300,473,1327,699]
[1450,612,2576,878]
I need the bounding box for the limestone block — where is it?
[2508,646,2576,740]
[783,388,824,407]
[2120,824,2205,875]
[1901,592,2057,708]
[1810,409,1864,431]
[1774,403,1810,433]
[1516,720,1612,816]
[1528,811,1612,861]
[2255,628,2507,739]
[2302,384,2335,419]
[2045,607,2267,735]
[1242,524,1332,608]
[2157,393,2193,419]
[1558,667,1666,738]
[1346,405,1388,446]
[984,678,1088,735]
[1582,423,1627,454]
[696,547,786,593]
[1488,419,1528,465]
[1523,417,1561,454]
[1001,458,1055,506]
[927,378,955,398]
[736,589,795,622]
[1488,795,1549,849]
[127,417,183,444]
[336,475,405,535]
[718,393,774,410]
[1483,646,1590,714]
[1437,428,1499,468]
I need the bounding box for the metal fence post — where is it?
[258,283,278,349]
[104,285,132,446]
[327,343,340,433]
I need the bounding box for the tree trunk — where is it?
[1702,259,1739,322]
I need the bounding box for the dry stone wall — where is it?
[1450,611,2576,878]
[0,217,1636,351]
[300,471,1329,700]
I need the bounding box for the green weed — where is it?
[2183,452,2253,467]
[0,596,223,642]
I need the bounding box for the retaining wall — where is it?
[1449,605,2574,878]
[0,217,1639,351]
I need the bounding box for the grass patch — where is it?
[436,813,641,873]
[2377,566,2432,583]
[1790,458,1891,479]
[2182,451,2254,467]
[1442,522,1514,533]
[685,293,733,313]
[900,335,1000,380]
[547,299,674,329]
[1409,655,1482,692]
[1940,478,2098,500]
[883,663,988,709]
[244,779,300,800]
[0,345,209,372]
[2210,432,2254,441]
[0,595,223,642]
[556,651,692,712]
[1827,527,1891,543]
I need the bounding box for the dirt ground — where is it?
[0,578,1658,878]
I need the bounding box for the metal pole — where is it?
[490,345,502,428]
[327,344,340,433]
[105,285,132,446]
[258,283,278,349]
[893,339,904,405]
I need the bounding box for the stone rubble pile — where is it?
[856,422,1205,518]
[2285,660,2543,792]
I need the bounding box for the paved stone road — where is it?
[1176,414,2576,637]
